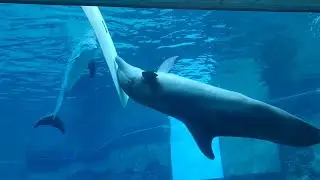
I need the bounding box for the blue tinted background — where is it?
[0,4,320,180]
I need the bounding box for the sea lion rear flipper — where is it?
[157,56,179,73]
[141,56,179,82]
[185,122,215,160]
[33,114,65,134]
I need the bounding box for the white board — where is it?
[82,6,129,107]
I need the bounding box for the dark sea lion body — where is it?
[115,56,320,160]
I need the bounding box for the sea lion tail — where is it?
[33,114,65,134]
[292,119,320,146]
[305,125,320,146]
[312,126,320,145]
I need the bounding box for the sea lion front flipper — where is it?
[88,59,96,78]
[185,122,215,160]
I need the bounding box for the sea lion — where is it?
[33,40,98,133]
[115,55,320,160]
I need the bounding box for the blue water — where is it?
[1,3,320,180]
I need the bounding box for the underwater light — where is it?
[270,88,320,103]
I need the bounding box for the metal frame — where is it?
[1,0,320,12]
